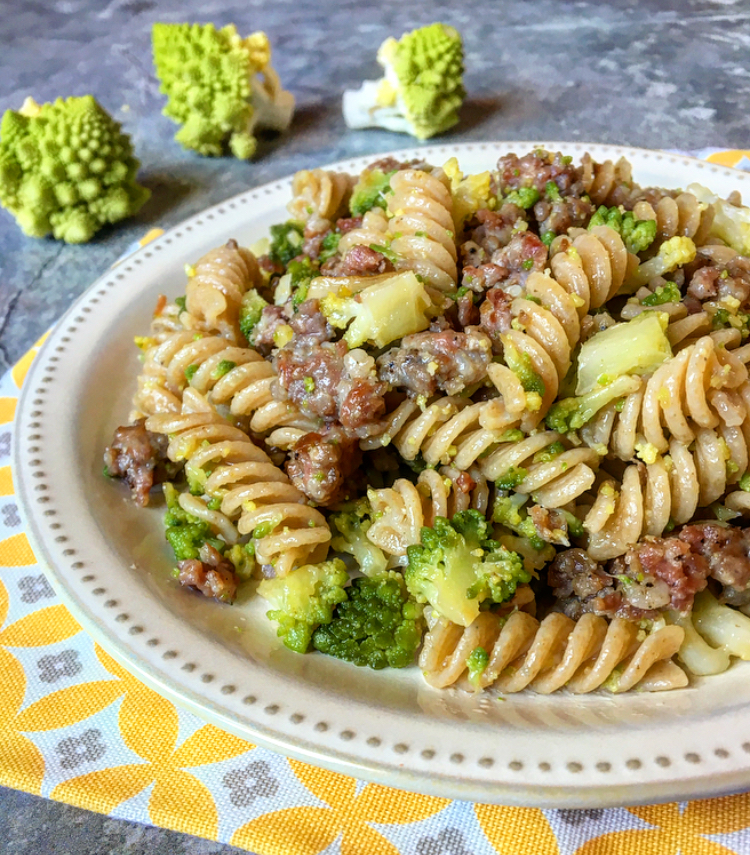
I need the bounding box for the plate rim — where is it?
[14,140,750,808]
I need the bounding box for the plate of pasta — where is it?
[16,141,750,807]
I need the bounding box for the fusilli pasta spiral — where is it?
[367,466,488,559]
[287,168,354,226]
[387,169,458,290]
[420,608,686,693]
[145,392,331,576]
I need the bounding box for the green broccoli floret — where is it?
[545,373,642,433]
[350,168,396,216]
[588,205,657,255]
[466,645,490,688]
[575,312,673,395]
[404,510,530,627]
[320,270,431,348]
[312,574,424,669]
[152,23,294,159]
[258,559,349,653]
[163,483,224,561]
[492,495,544,549]
[239,289,270,343]
[495,467,528,491]
[269,220,304,265]
[225,542,256,580]
[330,499,388,578]
[0,96,149,243]
[342,23,465,140]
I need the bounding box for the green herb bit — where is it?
[212,360,236,379]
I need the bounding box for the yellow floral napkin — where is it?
[3,149,750,855]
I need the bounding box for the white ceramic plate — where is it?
[15,142,750,808]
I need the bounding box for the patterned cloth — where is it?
[4,150,750,855]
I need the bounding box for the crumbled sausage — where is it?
[274,341,387,437]
[103,420,173,507]
[286,431,361,506]
[320,245,394,277]
[177,544,238,603]
[377,330,493,398]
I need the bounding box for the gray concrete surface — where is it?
[1,0,749,850]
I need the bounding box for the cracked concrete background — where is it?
[1,0,750,851]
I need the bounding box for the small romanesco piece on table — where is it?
[152,22,295,160]
[342,22,465,140]
[0,95,150,243]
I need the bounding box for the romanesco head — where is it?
[342,23,464,140]
[383,23,465,139]
[0,95,149,243]
[152,23,292,160]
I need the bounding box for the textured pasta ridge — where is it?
[420,608,687,694]
[287,168,355,227]
[387,168,458,290]
[181,240,262,344]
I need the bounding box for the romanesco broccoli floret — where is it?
[492,495,584,548]
[330,498,388,578]
[320,270,431,348]
[0,95,149,243]
[258,559,349,653]
[311,574,424,669]
[588,205,657,255]
[239,289,269,344]
[687,183,750,256]
[288,257,317,307]
[442,157,494,229]
[630,236,697,288]
[152,23,294,159]
[545,374,643,433]
[640,281,682,306]
[163,483,224,561]
[350,168,396,216]
[342,23,465,140]
[269,220,304,265]
[492,495,544,549]
[574,312,673,396]
[404,510,530,627]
